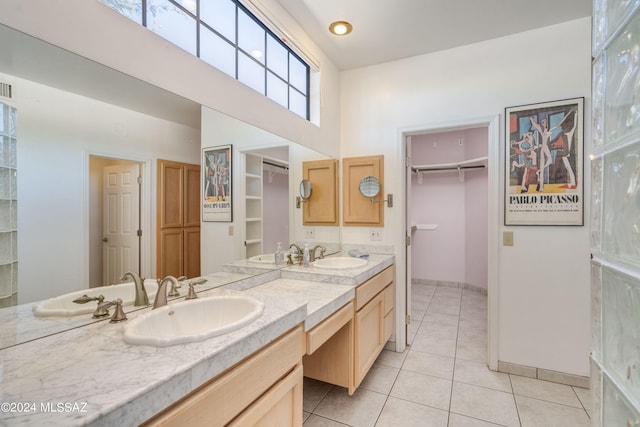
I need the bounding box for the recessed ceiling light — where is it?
[329,21,353,36]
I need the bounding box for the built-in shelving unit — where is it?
[244,153,263,258]
[0,102,17,307]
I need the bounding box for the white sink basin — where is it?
[33,280,159,317]
[248,253,276,264]
[313,257,368,270]
[123,295,265,347]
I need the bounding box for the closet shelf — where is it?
[412,156,488,173]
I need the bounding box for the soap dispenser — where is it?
[303,243,310,267]
[274,242,284,264]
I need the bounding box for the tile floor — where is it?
[302,283,592,427]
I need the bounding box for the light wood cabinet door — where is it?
[158,228,183,278]
[354,291,385,387]
[342,155,384,226]
[157,159,200,278]
[183,227,200,278]
[303,159,339,225]
[229,364,303,427]
[158,160,184,229]
[183,164,201,228]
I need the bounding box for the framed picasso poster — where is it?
[505,97,584,226]
[202,144,232,222]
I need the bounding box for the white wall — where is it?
[8,73,200,304]
[341,18,592,376]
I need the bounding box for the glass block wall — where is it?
[0,102,17,308]
[591,1,640,425]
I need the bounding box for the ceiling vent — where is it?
[0,82,13,100]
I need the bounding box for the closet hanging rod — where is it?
[412,164,485,173]
[263,160,289,170]
[411,155,488,173]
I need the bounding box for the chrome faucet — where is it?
[153,276,179,309]
[288,243,303,265]
[121,272,148,307]
[310,245,326,262]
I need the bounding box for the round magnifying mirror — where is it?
[299,179,312,200]
[359,176,381,198]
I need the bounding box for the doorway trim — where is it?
[84,151,152,287]
[399,114,500,370]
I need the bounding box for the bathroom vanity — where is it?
[0,253,395,426]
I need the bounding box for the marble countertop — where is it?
[242,279,355,330]
[281,253,395,286]
[0,253,395,426]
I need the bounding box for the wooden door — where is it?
[103,163,140,285]
[157,160,200,278]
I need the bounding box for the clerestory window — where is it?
[100,0,310,120]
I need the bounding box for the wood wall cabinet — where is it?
[142,326,304,427]
[302,159,339,225]
[157,160,200,278]
[303,265,395,395]
[342,155,384,226]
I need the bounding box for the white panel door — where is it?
[103,164,140,286]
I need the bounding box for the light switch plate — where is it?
[503,231,514,246]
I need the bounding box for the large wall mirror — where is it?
[0,23,339,349]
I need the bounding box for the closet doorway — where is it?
[403,117,499,368]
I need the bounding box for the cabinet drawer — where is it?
[143,326,303,427]
[356,266,395,311]
[306,301,354,355]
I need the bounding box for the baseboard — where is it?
[411,278,487,295]
[497,361,590,389]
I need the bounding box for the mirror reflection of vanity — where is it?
[0,23,340,350]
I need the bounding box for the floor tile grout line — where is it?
[508,374,524,427]
[446,285,463,427]
[570,385,592,419]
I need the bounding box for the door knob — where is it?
[102,237,108,242]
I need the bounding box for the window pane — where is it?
[200,25,236,78]
[173,0,196,15]
[267,35,288,78]
[147,0,196,55]
[238,9,265,64]
[100,0,143,24]
[201,0,236,43]
[238,53,265,94]
[290,88,307,119]
[267,72,288,108]
[289,55,307,94]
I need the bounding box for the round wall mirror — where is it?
[299,179,312,200]
[359,176,381,198]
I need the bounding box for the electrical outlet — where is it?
[458,138,464,146]
[304,227,315,239]
[370,230,381,241]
